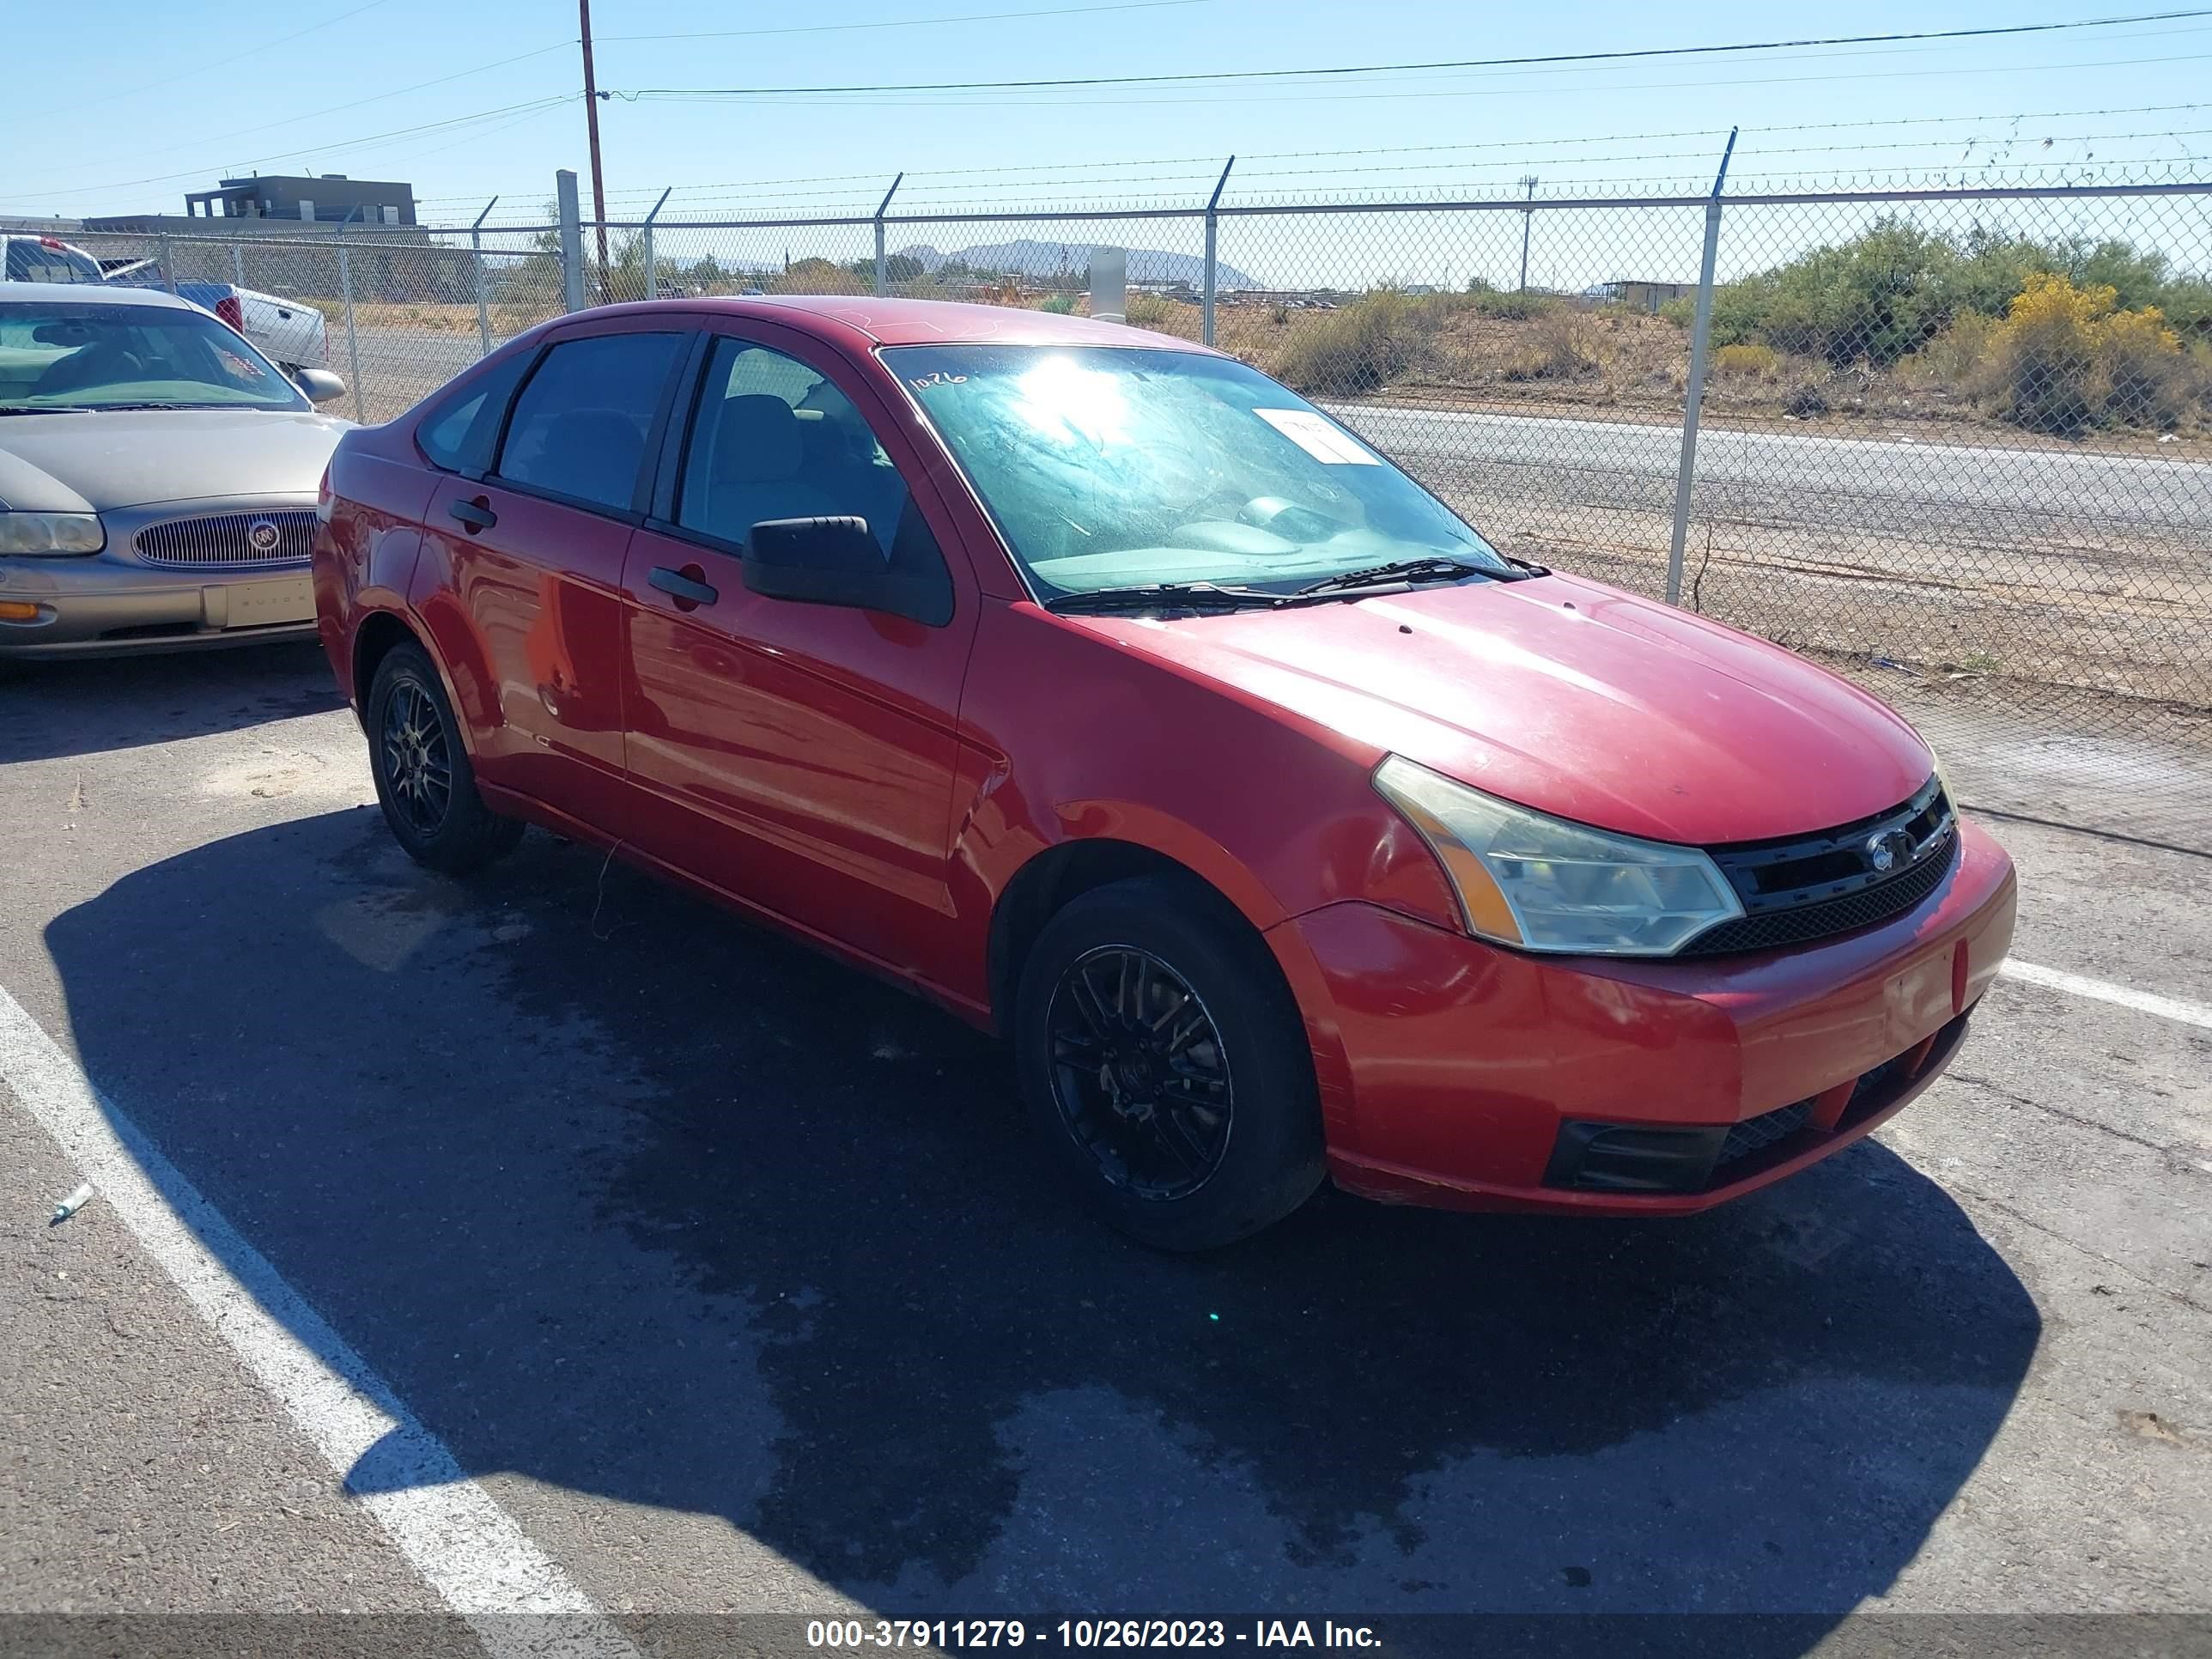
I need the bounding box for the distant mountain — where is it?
[895,238,1257,290]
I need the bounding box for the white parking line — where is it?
[2000,958,2212,1031]
[0,986,639,1659]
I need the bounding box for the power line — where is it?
[70,0,398,113]
[33,97,576,201]
[601,0,1215,44]
[621,7,2212,97]
[11,44,576,192]
[633,42,2212,111]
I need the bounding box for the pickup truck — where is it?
[168,282,329,378]
[3,233,330,380]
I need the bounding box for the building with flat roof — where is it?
[83,174,416,234]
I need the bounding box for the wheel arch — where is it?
[986,836,1273,1038]
[350,608,419,720]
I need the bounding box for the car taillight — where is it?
[316,464,333,522]
[215,295,245,331]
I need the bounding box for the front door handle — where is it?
[648,565,719,606]
[447,495,496,533]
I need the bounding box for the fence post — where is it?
[337,211,366,423]
[156,234,176,294]
[1516,173,1538,292]
[1202,155,1235,347]
[1665,129,1735,608]
[556,170,586,313]
[643,186,672,301]
[471,196,499,356]
[232,243,245,286]
[873,173,904,297]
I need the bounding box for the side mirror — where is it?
[295,368,347,406]
[740,516,951,626]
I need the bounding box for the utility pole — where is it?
[1516,174,1538,293]
[579,0,611,282]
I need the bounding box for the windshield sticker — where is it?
[1252,407,1380,465]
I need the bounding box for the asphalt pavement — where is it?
[1,643,2209,1656]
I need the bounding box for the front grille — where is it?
[1680,777,1959,957]
[136,509,316,568]
[1716,1099,1813,1167]
[1682,831,1959,955]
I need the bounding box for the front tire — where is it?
[364,641,522,874]
[1014,876,1325,1250]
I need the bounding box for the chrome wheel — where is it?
[1045,945,1233,1200]
[380,680,452,837]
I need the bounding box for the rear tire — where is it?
[364,641,522,874]
[1013,876,1325,1251]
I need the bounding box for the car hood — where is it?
[0,408,348,512]
[1076,572,1934,845]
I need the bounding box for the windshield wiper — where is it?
[0,405,96,416]
[1044,581,1289,615]
[1296,556,1498,597]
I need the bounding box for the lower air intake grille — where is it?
[1717,1099,1814,1166]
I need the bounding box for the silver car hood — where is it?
[0,409,349,512]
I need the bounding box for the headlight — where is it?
[0,512,104,556]
[1373,755,1744,957]
[1923,744,1954,810]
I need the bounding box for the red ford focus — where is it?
[313,298,2016,1249]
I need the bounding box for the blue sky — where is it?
[8,0,2211,228]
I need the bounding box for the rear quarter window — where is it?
[416,349,533,473]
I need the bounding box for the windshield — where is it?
[0,301,306,413]
[882,343,1511,599]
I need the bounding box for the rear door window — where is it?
[493,332,684,514]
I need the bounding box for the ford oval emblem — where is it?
[246,519,283,554]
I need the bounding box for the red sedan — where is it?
[313,298,2016,1249]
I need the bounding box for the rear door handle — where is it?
[648,565,719,606]
[447,496,496,533]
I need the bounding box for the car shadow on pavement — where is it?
[0,642,341,765]
[47,810,2041,1644]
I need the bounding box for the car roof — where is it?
[584,294,1224,353]
[0,281,196,310]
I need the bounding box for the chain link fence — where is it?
[76,174,2211,845]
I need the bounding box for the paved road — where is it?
[2,646,2209,1653]
[1341,402,2212,532]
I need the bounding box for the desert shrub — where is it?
[1466,289,1554,321]
[1711,342,1778,377]
[1036,295,1077,314]
[1903,308,1994,389]
[769,258,866,296]
[1967,272,2190,433]
[1121,291,1199,337]
[1696,218,2212,370]
[1781,381,1830,418]
[1268,292,1420,394]
[1504,308,1605,380]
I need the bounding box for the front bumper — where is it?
[0,501,317,659]
[1266,818,2018,1215]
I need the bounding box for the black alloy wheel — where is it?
[365,641,524,874]
[379,678,453,839]
[1014,876,1325,1250]
[1045,945,1234,1200]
